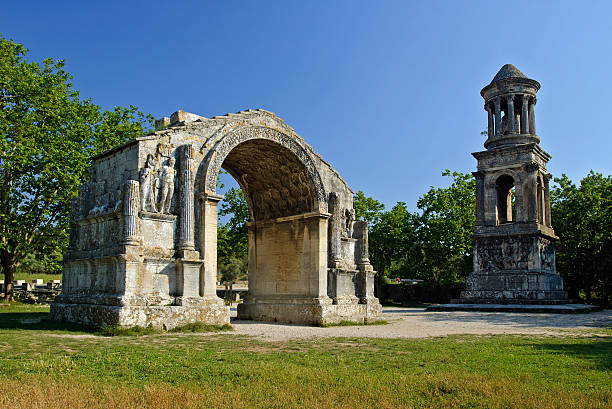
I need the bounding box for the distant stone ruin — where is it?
[51,109,382,328]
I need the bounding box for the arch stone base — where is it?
[50,302,229,329]
[237,298,382,325]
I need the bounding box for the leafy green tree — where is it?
[217,186,249,271]
[551,172,612,306]
[219,254,247,303]
[414,170,475,285]
[353,190,385,226]
[0,35,152,298]
[369,202,417,278]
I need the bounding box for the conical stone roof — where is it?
[491,64,527,83]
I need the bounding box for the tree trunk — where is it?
[1,251,15,301]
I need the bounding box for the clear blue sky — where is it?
[4,0,611,210]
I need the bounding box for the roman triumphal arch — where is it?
[51,110,382,327]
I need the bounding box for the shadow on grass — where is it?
[0,310,234,336]
[528,338,612,370]
[0,312,96,333]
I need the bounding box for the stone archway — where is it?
[51,110,382,327]
[197,128,332,323]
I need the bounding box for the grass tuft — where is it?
[97,325,160,337]
[98,322,233,336]
[169,322,233,333]
[319,319,389,327]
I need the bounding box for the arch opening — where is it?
[199,137,330,321]
[221,139,317,221]
[496,175,515,224]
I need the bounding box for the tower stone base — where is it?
[460,271,568,304]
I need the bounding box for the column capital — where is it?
[197,192,224,203]
[472,171,485,180]
[524,162,540,173]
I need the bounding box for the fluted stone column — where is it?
[521,95,529,134]
[525,163,540,222]
[486,105,494,138]
[529,98,536,134]
[68,198,79,252]
[178,144,196,255]
[473,171,485,226]
[328,192,342,265]
[506,95,515,133]
[494,98,502,136]
[122,180,140,245]
[544,174,552,226]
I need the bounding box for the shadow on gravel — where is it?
[420,309,612,328]
[383,308,426,314]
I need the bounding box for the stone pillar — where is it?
[199,193,224,297]
[328,192,342,265]
[493,98,502,136]
[354,220,370,266]
[521,95,529,134]
[178,144,196,255]
[122,180,140,245]
[544,174,552,227]
[486,104,494,138]
[506,95,515,133]
[529,98,536,134]
[68,198,79,252]
[473,171,485,226]
[525,163,540,222]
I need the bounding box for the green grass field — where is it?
[0,304,609,409]
[11,272,62,283]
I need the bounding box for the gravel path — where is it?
[229,307,612,341]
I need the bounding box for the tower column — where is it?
[493,98,502,136]
[521,94,529,134]
[506,95,516,133]
[544,174,552,226]
[529,98,536,134]
[486,104,494,138]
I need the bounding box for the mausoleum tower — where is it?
[461,64,569,303]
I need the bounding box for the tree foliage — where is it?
[353,190,385,226]
[413,170,475,285]
[551,172,612,306]
[217,186,249,275]
[0,35,152,298]
[369,202,418,278]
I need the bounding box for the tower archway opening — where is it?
[496,175,515,224]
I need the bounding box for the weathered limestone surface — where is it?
[51,109,382,327]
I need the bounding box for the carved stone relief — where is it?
[476,237,531,272]
[139,144,176,214]
[342,208,354,238]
